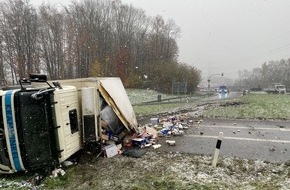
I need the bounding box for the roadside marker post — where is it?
[212,132,224,167]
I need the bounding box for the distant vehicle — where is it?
[219,85,229,94]
[265,83,286,94]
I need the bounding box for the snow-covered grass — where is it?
[132,102,190,116]
[203,94,290,120]
[126,89,199,116]
[41,152,290,189]
[126,88,180,105]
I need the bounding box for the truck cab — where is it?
[0,75,82,173]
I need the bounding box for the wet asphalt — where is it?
[155,118,290,163]
[137,92,290,163]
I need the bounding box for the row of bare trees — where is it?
[237,59,290,90]
[0,0,201,93]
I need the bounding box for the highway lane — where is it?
[157,118,290,163]
[138,91,290,163]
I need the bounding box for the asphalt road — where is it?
[156,118,290,163]
[140,92,290,163]
[201,91,242,101]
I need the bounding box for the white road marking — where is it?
[196,124,290,131]
[186,134,290,144]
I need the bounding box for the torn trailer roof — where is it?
[98,78,138,131]
[46,77,138,132]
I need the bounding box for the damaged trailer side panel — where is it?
[50,77,138,134]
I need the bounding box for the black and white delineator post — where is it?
[212,132,224,167]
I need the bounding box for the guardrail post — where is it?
[157,94,161,102]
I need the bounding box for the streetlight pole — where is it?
[207,73,224,94]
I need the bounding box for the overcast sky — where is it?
[32,0,290,81]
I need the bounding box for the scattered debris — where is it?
[132,138,147,147]
[62,161,74,167]
[152,144,162,149]
[165,140,176,146]
[51,168,66,178]
[122,148,146,158]
[269,147,275,152]
[104,144,119,158]
[150,117,159,124]
[126,115,197,152]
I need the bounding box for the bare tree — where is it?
[0,0,198,92]
[0,0,39,83]
[0,36,5,82]
[39,4,65,79]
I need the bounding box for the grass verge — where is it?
[203,94,290,120]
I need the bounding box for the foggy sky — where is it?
[32,0,290,81]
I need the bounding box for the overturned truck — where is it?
[0,74,137,174]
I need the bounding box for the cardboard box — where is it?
[101,134,109,141]
[104,144,118,158]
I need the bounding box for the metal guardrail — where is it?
[132,95,204,106]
